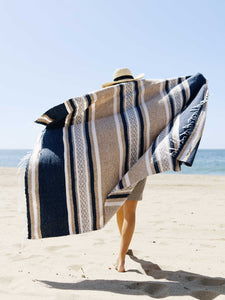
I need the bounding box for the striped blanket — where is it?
[25,73,208,239]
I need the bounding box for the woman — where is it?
[102,68,147,272]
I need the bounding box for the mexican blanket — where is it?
[25,73,208,239]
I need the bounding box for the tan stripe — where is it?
[34,151,42,239]
[37,114,54,124]
[94,109,120,224]
[121,152,150,186]
[147,81,170,147]
[27,158,35,239]
[43,114,54,122]
[65,100,73,125]
[28,134,43,239]
[34,135,43,239]
[36,117,50,125]
[163,83,172,126]
[93,87,116,121]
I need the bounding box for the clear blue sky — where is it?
[1,0,224,149]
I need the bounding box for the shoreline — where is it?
[1,166,225,175]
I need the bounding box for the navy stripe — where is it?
[107,193,129,199]
[168,121,177,170]
[68,125,79,233]
[85,95,97,230]
[38,128,69,238]
[187,73,206,103]
[119,179,124,189]
[134,81,144,157]
[165,80,176,170]
[120,85,129,173]
[184,139,201,167]
[181,82,187,110]
[178,77,182,84]
[151,139,160,173]
[25,158,31,239]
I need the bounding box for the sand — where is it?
[0,167,225,300]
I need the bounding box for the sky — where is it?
[0,0,225,149]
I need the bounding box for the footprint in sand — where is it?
[200,244,216,248]
[45,245,69,252]
[0,276,12,285]
[93,238,104,246]
[12,254,42,261]
[68,265,83,271]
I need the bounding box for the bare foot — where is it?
[115,257,125,272]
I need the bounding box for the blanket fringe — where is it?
[169,90,208,161]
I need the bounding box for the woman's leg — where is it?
[116,203,124,235]
[116,200,138,272]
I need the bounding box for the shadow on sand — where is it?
[40,251,225,299]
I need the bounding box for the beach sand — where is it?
[0,167,225,299]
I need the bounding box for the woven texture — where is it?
[25,73,208,239]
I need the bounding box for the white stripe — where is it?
[145,149,152,175]
[91,93,104,228]
[105,201,125,207]
[170,84,184,117]
[140,80,150,148]
[160,82,173,170]
[172,115,180,151]
[113,85,123,179]
[124,173,131,186]
[182,79,190,104]
[30,132,43,239]
[63,126,73,235]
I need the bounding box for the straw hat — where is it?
[102,68,145,88]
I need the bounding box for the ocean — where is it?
[0,149,225,176]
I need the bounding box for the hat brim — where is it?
[102,73,145,88]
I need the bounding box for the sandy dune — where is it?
[0,167,225,299]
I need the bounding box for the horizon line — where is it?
[0,148,225,151]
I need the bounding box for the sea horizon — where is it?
[0,149,225,176]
